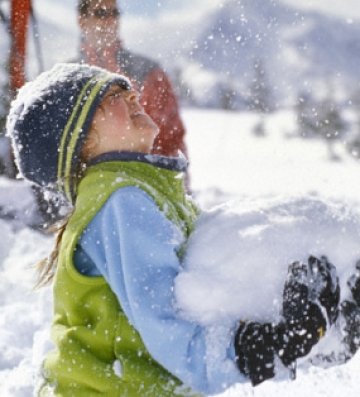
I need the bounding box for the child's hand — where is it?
[276,256,340,367]
[339,260,360,358]
[347,260,360,306]
[234,256,340,385]
[283,256,340,326]
[234,321,276,386]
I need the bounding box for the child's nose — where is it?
[128,93,143,111]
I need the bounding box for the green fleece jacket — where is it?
[39,157,199,397]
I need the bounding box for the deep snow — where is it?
[1,108,360,396]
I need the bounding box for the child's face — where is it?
[83,85,159,159]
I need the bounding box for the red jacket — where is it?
[79,40,187,158]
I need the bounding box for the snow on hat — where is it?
[6,63,131,203]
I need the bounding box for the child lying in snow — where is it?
[6,63,360,395]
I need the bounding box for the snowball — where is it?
[176,195,360,325]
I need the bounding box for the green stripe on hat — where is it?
[63,76,113,201]
[57,77,95,185]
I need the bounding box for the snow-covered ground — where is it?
[1,108,360,396]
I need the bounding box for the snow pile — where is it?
[0,220,14,277]
[0,177,37,227]
[176,195,360,325]
[0,226,53,397]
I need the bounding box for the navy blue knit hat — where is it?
[6,63,131,203]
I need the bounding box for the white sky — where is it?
[118,0,360,20]
[281,0,360,20]
[55,0,360,20]
[26,0,360,78]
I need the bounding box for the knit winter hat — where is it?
[6,63,131,203]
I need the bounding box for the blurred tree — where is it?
[316,96,347,161]
[354,89,360,135]
[346,89,360,159]
[0,64,10,134]
[248,58,273,113]
[296,89,347,160]
[295,92,319,139]
[0,61,16,177]
[0,2,11,175]
[0,1,9,135]
[218,80,236,111]
[0,0,32,178]
[172,66,195,107]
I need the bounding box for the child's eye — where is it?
[110,92,121,98]
[107,91,122,103]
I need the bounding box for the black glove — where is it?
[340,261,360,357]
[276,256,340,367]
[234,256,340,385]
[347,260,360,306]
[310,255,340,325]
[341,300,360,357]
[234,321,276,386]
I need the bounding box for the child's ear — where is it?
[78,15,86,31]
[82,128,100,161]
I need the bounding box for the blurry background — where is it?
[1,0,360,170]
[0,0,359,164]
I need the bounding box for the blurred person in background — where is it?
[77,0,188,159]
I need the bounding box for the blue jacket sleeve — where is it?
[75,186,242,394]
